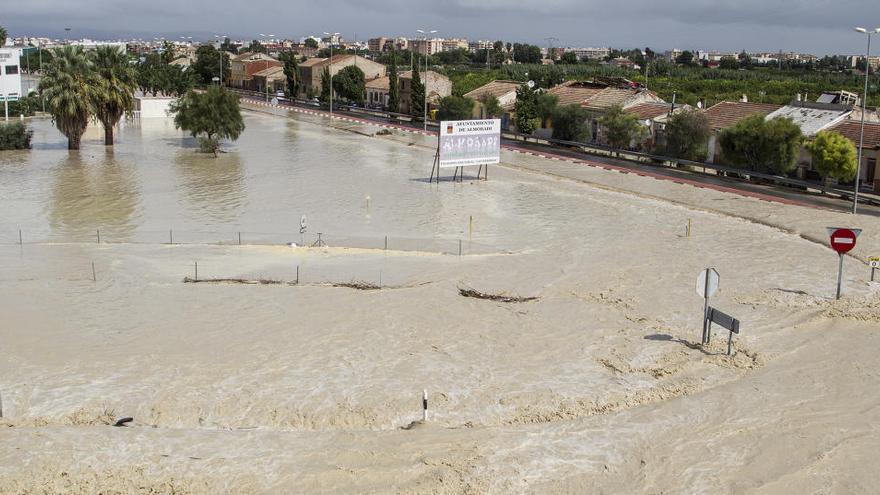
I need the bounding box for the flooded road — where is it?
[0,115,565,251]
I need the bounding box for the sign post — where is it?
[869,256,879,282]
[432,119,501,183]
[827,227,861,299]
[696,268,720,344]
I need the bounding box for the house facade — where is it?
[297,55,386,99]
[398,70,452,115]
[463,79,521,127]
[229,52,282,90]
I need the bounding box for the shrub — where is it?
[0,122,33,150]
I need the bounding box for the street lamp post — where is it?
[852,27,880,215]
[417,29,437,131]
[324,32,340,118]
[214,35,227,86]
[259,34,276,99]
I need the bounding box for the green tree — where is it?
[279,51,299,97]
[0,26,7,46]
[91,45,138,145]
[559,51,579,64]
[719,56,739,70]
[319,67,331,103]
[599,104,647,151]
[663,109,711,161]
[388,50,400,113]
[536,92,559,127]
[719,115,803,173]
[437,95,474,120]
[0,122,33,150]
[676,50,695,66]
[478,93,503,118]
[192,45,230,85]
[514,84,540,134]
[332,65,366,104]
[410,69,425,118]
[170,86,245,157]
[38,46,97,150]
[247,40,267,54]
[304,38,319,49]
[161,40,176,64]
[805,130,858,182]
[220,37,237,55]
[551,104,590,142]
[136,54,193,97]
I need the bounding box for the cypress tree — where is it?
[388,50,400,113]
[410,67,424,118]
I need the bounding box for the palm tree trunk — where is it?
[68,133,81,150]
[104,124,114,146]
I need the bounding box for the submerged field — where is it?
[0,111,878,494]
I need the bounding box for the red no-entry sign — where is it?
[826,227,863,299]
[830,228,858,254]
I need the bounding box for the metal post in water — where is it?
[19,229,22,245]
[422,389,428,422]
[194,261,198,281]
[91,261,96,282]
[97,229,101,244]
[296,265,300,284]
[836,253,844,300]
[169,229,174,245]
[459,239,462,257]
[384,236,388,251]
[701,274,710,344]
[727,331,734,356]
[238,232,242,245]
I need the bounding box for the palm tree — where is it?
[92,45,137,145]
[38,46,97,150]
[0,26,8,46]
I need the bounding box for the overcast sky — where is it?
[3,0,877,55]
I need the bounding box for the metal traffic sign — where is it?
[869,256,880,269]
[696,268,720,298]
[828,227,860,254]
[826,227,863,299]
[706,307,741,356]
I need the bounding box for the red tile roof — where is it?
[626,102,676,120]
[463,80,521,100]
[703,101,782,130]
[830,120,880,149]
[547,81,606,107]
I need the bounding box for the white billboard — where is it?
[438,119,501,168]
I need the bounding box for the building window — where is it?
[5,65,18,75]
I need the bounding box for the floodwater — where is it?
[1,109,879,493]
[0,115,558,251]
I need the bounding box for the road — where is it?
[241,94,880,218]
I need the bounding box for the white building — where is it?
[0,47,23,118]
[570,47,610,60]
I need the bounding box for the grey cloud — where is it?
[3,0,879,54]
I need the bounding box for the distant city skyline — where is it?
[3,0,879,56]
